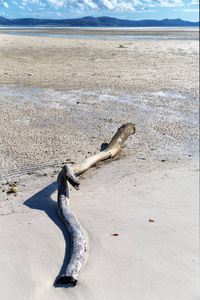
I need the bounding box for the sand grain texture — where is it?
[0,29,199,300]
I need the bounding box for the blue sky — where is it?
[0,0,199,22]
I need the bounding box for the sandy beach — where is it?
[0,28,199,299]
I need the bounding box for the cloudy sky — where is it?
[0,0,199,21]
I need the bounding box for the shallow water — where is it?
[2,31,199,41]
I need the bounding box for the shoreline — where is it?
[0,26,199,40]
[0,26,199,30]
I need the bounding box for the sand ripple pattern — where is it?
[0,85,198,180]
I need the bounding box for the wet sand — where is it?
[0,30,199,178]
[0,30,199,300]
[0,26,199,37]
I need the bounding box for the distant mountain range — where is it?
[0,16,199,27]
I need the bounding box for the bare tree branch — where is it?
[56,123,135,285]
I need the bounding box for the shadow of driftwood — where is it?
[23,181,73,288]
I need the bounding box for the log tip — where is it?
[56,275,77,286]
[118,123,135,135]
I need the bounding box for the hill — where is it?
[0,16,199,27]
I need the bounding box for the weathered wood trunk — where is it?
[56,166,85,285]
[56,123,135,285]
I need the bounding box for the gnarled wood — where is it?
[56,123,135,285]
[72,123,135,175]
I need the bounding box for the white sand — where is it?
[0,30,199,299]
[0,160,199,300]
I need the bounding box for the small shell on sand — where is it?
[149,219,155,222]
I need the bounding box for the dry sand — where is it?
[0,29,199,300]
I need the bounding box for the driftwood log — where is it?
[56,123,135,285]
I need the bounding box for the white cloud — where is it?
[72,0,183,10]
[47,0,64,7]
[189,0,199,4]
[119,2,136,10]
[0,1,9,8]
[102,0,115,9]
[1,0,190,14]
[144,0,184,7]
[61,0,134,12]
[83,0,98,9]
[29,0,46,6]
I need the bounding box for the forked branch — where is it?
[56,123,135,285]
